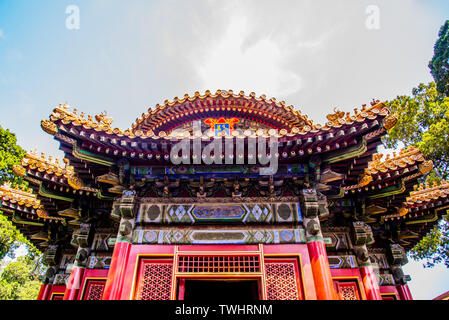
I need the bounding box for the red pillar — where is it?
[307,241,338,300]
[397,284,413,300]
[102,241,132,300]
[63,266,85,300]
[360,266,382,300]
[37,284,52,300]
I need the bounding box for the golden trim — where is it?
[50,292,64,300]
[78,277,108,300]
[130,253,175,300]
[132,247,308,301]
[264,252,307,300]
[380,292,398,300]
[332,276,367,300]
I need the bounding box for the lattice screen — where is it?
[136,260,173,300]
[84,281,106,300]
[333,280,361,300]
[264,260,300,300]
[178,255,260,273]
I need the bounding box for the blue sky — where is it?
[1,0,449,299]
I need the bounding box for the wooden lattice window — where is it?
[178,255,260,273]
[135,259,173,300]
[333,280,362,300]
[82,280,106,300]
[264,258,302,300]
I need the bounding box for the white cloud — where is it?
[194,13,303,98]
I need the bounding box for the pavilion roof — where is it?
[42,90,396,141]
[0,181,65,223]
[13,151,98,193]
[0,181,40,208]
[342,146,433,192]
[406,180,449,207]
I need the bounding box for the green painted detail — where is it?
[326,188,345,199]
[133,227,306,245]
[323,237,333,245]
[306,236,324,243]
[73,143,115,166]
[39,184,74,202]
[324,138,367,164]
[97,190,114,200]
[369,181,406,199]
[405,211,439,225]
[358,262,372,267]
[116,237,132,244]
[12,213,44,227]
[287,165,308,174]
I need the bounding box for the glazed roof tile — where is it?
[42,90,396,140]
[343,146,432,192]
[406,180,449,205]
[0,182,65,222]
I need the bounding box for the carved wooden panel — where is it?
[264,258,302,300]
[178,255,260,273]
[83,280,106,300]
[333,280,362,300]
[135,259,173,300]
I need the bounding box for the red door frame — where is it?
[118,244,317,300]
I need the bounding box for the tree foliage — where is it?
[0,215,33,261]
[384,82,449,180]
[0,125,26,185]
[0,255,43,300]
[0,125,43,299]
[408,218,449,268]
[384,82,449,267]
[429,20,449,97]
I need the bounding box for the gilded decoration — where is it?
[419,160,434,174]
[406,180,449,205]
[67,174,83,190]
[0,181,40,208]
[40,119,57,135]
[343,146,428,192]
[382,113,399,130]
[365,146,424,176]
[21,150,75,179]
[358,174,373,187]
[12,164,26,177]
[0,182,65,222]
[43,92,392,141]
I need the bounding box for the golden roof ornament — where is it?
[41,119,57,135]
[12,164,26,177]
[359,173,373,187]
[419,160,433,174]
[67,174,83,190]
[383,113,399,130]
[398,207,408,217]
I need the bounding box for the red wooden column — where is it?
[359,264,382,300]
[301,189,337,300]
[307,240,337,300]
[102,236,133,300]
[352,222,381,300]
[397,284,413,300]
[63,266,85,300]
[103,193,137,300]
[37,283,52,300]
